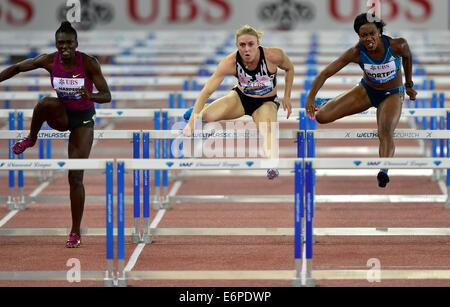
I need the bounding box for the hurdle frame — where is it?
[114,157,450,287]
[303,127,450,209]
[0,128,138,211]
[0,158,115,286]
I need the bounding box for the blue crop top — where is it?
[358,35,402,84]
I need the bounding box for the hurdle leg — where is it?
[292,161,304,287]
[430,94,438,181]
[446,165,450,209]
[446,111,450,209]
[304,161,315,287]
[7,111,17,210]
[446,188,450,209]
[7,188,16,210]
[142,132,152,243]
[153,111,162,210]
[161,111,170,209]
[306,131,316,243]
[117,161,127,287]
[132,132,141,243]
[17,111,26,210]
[37,94,52,182]
[7,165,16,210]
[104,161,115,287]
[45,125,54,182]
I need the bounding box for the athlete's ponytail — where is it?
[56,21,78,40]
[353,13,386,35]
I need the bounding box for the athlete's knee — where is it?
[378,127,395,147]
[35,97,61,116]
[68,170,84,187]
[35,97,48,112]
[378,121,396,137]
[37,96,57,108]
[315,111,332,124]
[201,111,214,123]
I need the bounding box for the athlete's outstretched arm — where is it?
[183,54,235,136]
[305,46,358,118]
[0,54,52,82]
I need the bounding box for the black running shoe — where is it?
[377,171,390,188]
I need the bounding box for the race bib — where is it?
[53,77,84,100]
[242,77,274,96]
[363,61,397,84]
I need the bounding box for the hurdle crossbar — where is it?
[124,269,450,281]
[120,158,299,170]
[142,129,297,140]
[168,194,447,204]
[0,90,444,101]
[0,271,107,281]
[1,227,448,237]
[0,158,112,170]
[5,107,449,121]
[0,130,137,140]
[307,129,450,139]
[1,269,449,282]
[120,157,450,170]
[0,227,135,236]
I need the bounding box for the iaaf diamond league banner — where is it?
[0,0,448,31]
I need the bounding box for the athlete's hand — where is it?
[183,112,199,137]
[282,97,292,119]
[305,97,319,119]
[78,86,91,100]
[183,122,194,137]
[406,87,417,101]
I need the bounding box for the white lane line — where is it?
[28,181,50,197]
[0,181,50,228]
[0,210,19,228]
[124,243,146,272]
[124,179,183,272]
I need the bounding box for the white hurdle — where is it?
[0,90,446,105]
[0,129,137,210]
[300,157,450,286]
[113,157,450,287]
[303,128,450,208]
[0,158,116,285]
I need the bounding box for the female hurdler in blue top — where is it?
[305,13,417,188]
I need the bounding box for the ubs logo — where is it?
[57,0,114,31]
[259,0,315,30]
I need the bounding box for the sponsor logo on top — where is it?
[353,131,424,138]
[0,160,68,169]
[352,160,443,168]
[164,160,257,169]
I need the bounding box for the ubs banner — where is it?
[0,0,448,31]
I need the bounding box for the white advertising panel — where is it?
[0,0,448,31]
